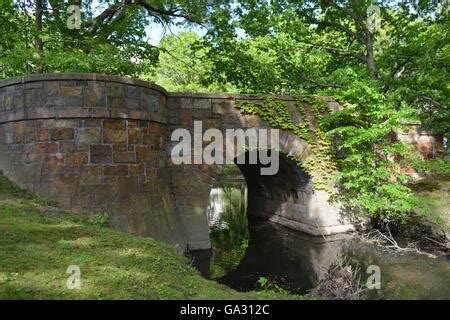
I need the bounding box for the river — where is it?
[189,181,450,300]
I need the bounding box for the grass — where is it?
[409,172,450,235]
[0,173,298,300]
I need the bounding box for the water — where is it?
[190,181,450,299]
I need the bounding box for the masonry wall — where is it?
[0,73,354,253]
[166,93,353,250]
[0,74,187,251]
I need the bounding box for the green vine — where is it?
[235,96,337,193]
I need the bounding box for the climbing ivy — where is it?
[235,96,337,193]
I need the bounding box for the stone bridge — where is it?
[0,73,353,251]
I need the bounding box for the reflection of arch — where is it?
[220,222,346,293]
[192,221,347,293]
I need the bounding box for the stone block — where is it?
[103,129,127,144]
[33,142,58,154]
[64,96,84,108]
[148,122,166,135]
[79,166,102,185]
[59,141,76,153]
[82,119,102,127]
[113,144,127,152]
[128,128,143,144]
[61,86,82,96]
[42,155,65,174]
[143,93,159,112]
[114,152,135,163]
[103,119,126,130]
[43,81,60,96]
[129,164,144,175]
[104,165,129,176]
[66,152,88,165]
[51,128,74,141]
[77,127,101,144]
[136,146,152,162]
[118,176,139,195]
[94,184,119,204]
[24,89,42,107]
[90,144,112,163]
[193,98,211,110]
[43,96,64,108]
[106,83,124,97]
[14,122,34,144]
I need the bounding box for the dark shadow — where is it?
[234,150,312,223]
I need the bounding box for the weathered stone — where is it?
[118,176,139,195]
[42,155,65,174]
[79,166,102,185]
[61,86,82,96]
[104,165,129,176]
[90,145,112,163]
[14,122,34,144]
[77,128,101,144]
[193,98,211,110]
[59,141,76,153]
[128,128,142,144]
[113,144,127,152]
[33,142,58,154]
[51,128,74,141]
[103,119,126,130]
[43,96,64,108]
[148,122,166,135]
[82,119,102,127]
[136,146,152,162]
[129,164,144,175]
[114,152,135,163]
[104,129,127,143]
[66,152,88,165]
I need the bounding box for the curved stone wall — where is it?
[0,73,187,251]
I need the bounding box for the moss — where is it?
[235,96,337,193]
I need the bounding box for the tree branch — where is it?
[299,41,367,62]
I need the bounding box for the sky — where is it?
[144,22,207,45]
[89,0,207,45]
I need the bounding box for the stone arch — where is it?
[0,73,353,253]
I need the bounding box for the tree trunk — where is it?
[35,0,44,73]
[366,32,378,80]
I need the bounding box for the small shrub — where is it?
[91,212,110,227]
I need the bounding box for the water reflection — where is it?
[206,176,249,280]
[190,179,450,299]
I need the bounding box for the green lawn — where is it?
[409,172,450,237]
[0,173,297,300]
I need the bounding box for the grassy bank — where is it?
[0,173,296,300]
[409,172,450,238]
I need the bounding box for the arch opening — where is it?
[191,150,314,280]
[234,150,312,226]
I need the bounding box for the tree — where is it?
[1,0,224,78]
[201,0,450,222]
[145,31,237,92]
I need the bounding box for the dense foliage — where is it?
[1,0,449,223]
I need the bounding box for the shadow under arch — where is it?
[233,149,313,225]
[194,151,348,292]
